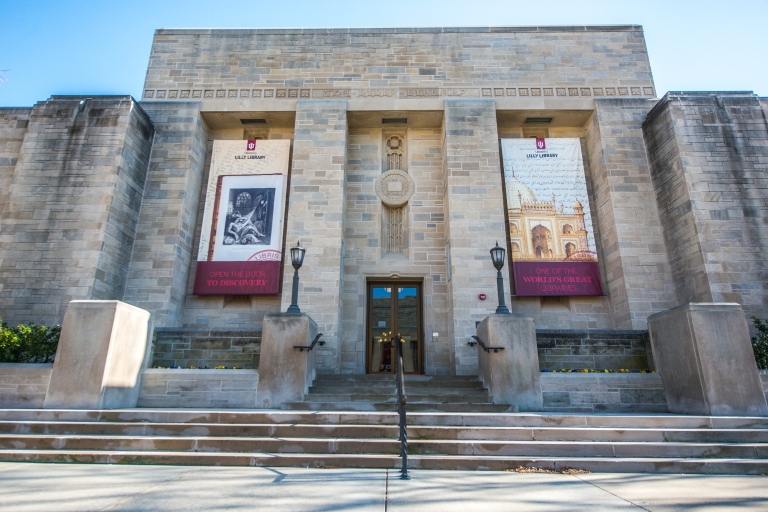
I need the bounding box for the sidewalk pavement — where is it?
[1,462,767,511]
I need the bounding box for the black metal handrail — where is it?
[468,335,505,353]
[394,335,410,480]
[293,333,325,351]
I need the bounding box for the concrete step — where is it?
[280,402,513,413]
[2,410,768,429]
[307,385,489,395]
[2,422,766,443]
[301,393,493,404]
[1,435,767,460]
[316,375,483,382]
[0,449,766,474]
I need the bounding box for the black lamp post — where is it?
[287,240,306,313]
[490,241,511,315]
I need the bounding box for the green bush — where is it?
[751,317,768,370]
[0,319,60,363]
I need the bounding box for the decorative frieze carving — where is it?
[142,84,656,101]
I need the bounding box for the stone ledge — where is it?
[0,364,53,408]
[138,369,259,409]
[155,26,643,36]
[540,373,667,414]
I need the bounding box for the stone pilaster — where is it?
[443,99,511,375]
[123,101,207,327]
[584,99,677,329]
[281,100,347,373]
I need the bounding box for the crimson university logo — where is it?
[246,140,257,151]
[535,138,546,150]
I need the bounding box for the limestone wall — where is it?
[0,97,153,327]
[141,27,656,110]
[0,108,31,217]
[341,126,451,374]
[643,92,768,321]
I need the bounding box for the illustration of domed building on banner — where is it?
[505,171,596,262]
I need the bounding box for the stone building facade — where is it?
[0,26,766,377]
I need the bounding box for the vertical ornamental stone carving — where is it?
[378,133,413,256]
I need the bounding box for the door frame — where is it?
[365,278,424,375]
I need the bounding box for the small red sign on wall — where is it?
[246,140,257,151]
[535,138,546,150]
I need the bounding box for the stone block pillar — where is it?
[443,99,511,374]
[255,313,318,409]
[281,100,347,373]
[476,314,542,411]
[123,101,208,328]
[648,303,768,416]
[44,300,152,409]
[0,96,154,327]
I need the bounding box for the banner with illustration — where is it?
[193,139,290,295]
[500,138,603,296]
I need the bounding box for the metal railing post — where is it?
[394,336,409,480]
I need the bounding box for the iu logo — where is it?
[246,140,257,151]
[535,138,546,150]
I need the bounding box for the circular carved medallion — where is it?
[374,169,415,207]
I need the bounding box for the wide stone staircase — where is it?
[0,408,767,474]
[281,374,511,412]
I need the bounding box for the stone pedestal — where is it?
[648,303,768,417]
[476,314,542,411]
[255,313,318,409]
[44,301,152,409]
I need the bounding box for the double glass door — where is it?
[367,282,422,374]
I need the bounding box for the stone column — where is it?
[280,100,347,373]
[648,303,768,416]
[255,313,318,409]
[476,315,542,411]
[44,300,152,409]
[442,99,511,375]
[123,101,208,328]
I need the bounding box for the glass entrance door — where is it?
[367,283,423,374]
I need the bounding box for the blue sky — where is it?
[1,0,766,106]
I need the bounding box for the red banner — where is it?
[512,261,603,296]
[193,261,282,295]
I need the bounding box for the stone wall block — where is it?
[648,302,768,416]
[255,312,318,408]
[44,300,153,409]
[476,314,542,411]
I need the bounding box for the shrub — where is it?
[751,317,768,370]
[0,319,61,363]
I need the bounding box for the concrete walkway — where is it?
[0,463,767,511]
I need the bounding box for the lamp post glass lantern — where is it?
[287,240,305,313]
[490,241,510,314]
